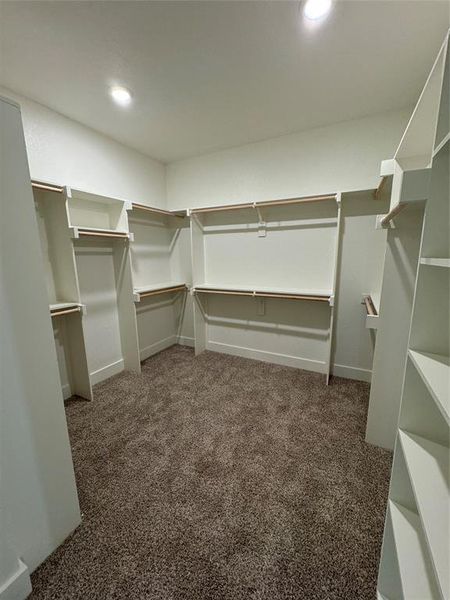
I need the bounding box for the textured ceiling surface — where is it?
[0,1,448,162]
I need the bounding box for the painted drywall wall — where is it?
[0,97,80,598]
[167,109,411,210]
[0,86,166,208]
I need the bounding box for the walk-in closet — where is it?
[1,2,448,599]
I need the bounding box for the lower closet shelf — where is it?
[399,431,449,598]
[388,500,440,599]
[50,302,83,317]
[194,284,332,303]
[133,282,188,302]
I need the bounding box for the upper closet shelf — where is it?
[194,284,333,304]
[70,225,132,240]
[67,187,131,234]
[31,179,64,193]
[50,302,84,317]
[190,193,338,216]
[420,258,450,268]
[131,202,186,218]
[133,282,188,302]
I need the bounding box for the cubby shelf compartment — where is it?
[67,187,131,234]
[194,284,332,303]
[388,500,440,600]
[399,431,449,599]
[408,350,450,424]
[133,283,188,302]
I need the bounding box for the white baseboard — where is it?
[90,359,124,385]
[332,363,372,383]
[206,341,326,373]
[0,559,31,600]
[61,382,72,400]
[140,335,177,361]
[177,335,195,347]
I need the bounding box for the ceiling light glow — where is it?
[110,86,132,106]
[303,0,332,20]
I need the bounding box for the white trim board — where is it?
[139,335,178,362]
[332,364,372,383]
[90,359,124,385]
[0,559,31,600]
[206,340,326,373]
[177,335,195,347]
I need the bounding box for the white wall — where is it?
[0,96,80,598]
[0,86,166,208]
[167,109,409,380]
[167,109,411,210]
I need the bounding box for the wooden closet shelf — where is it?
[191,193,337,215]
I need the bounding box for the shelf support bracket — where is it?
[253,203,266,237]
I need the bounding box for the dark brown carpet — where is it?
[30,346,392,600]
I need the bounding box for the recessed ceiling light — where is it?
[303,0,332,20]
[110,86,132,106]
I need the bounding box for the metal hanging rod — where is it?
[194,287,330,302]
[50,307,81,317]
[77,228,129,239]
[32,180,64,193]
[131,202,186,218]
[190,193,337,215]
[380,203,406,228]
[363,296,377,316]
[138,284,187,299]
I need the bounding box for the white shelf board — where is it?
[194,283,332,297]
[49,302,82,311]
[420,258,450,268]
[134,282,186,294]
[432,132,450,159]
[408,350,450,424]
[389,500,440,600]
[399,431,449,599]
[73,226,129,235]
[133,282,187,302]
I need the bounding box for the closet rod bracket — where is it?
[253,203,266,237]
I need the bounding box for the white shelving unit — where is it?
[32,184,92,401]
[377,32,449,600]
[190,193,342,384]
[128,203,190,364]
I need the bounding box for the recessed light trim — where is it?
[110,86,132,106]
[303,0,332,20]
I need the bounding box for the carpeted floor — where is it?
[30,346,392,600]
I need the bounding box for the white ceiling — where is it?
[0,1,448,162]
